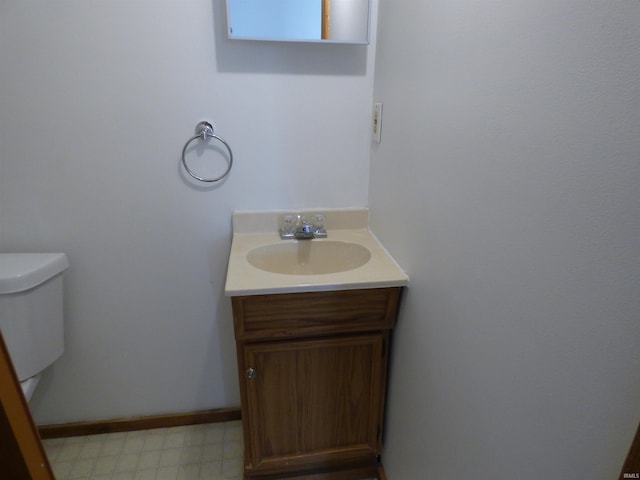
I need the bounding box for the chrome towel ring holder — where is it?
[181,121,233,183]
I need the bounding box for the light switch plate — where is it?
[372,102,383,143]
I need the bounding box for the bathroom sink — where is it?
[225,209,409,295]
[247,241,371,275]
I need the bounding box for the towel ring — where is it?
[181,121,233,183]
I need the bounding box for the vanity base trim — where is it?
[245,463,384,479]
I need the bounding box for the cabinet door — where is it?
[242,334,386,477]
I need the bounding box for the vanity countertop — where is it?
[224,209,409,296]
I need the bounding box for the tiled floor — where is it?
[42,421,244,480]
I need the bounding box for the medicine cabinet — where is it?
[225,0,371,44]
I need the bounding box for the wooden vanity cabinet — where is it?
[231,287,402,480]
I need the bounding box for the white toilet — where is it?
[0,253,69,401]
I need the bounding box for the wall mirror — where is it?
[225,0,371,44]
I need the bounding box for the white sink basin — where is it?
[247,241,371,275]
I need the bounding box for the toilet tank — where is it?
[0,253,69,381]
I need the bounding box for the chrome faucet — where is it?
[280,214,327,240]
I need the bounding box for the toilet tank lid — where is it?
[0,253,69,294]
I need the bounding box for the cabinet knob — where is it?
[245,367,256,379]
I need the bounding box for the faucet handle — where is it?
[313,214,325,229]
[279,215,296,239]
[313,214,327,238]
